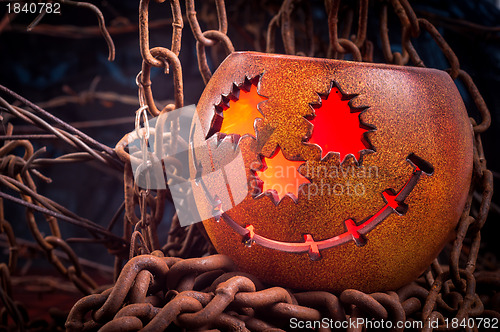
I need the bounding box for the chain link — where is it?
[186,0,234,84]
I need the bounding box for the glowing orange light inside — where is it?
[308,87,368,161]
[258,148,310,199]
[219,84,267,137]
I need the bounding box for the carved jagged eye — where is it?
[308,85,371,161]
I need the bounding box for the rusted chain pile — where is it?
[65,253,500,331]
[0,0,497,331]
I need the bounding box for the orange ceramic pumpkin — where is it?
[190,52,473,292]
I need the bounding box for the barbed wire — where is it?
[0,0,497,331]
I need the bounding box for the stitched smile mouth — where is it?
[215,153,433,261]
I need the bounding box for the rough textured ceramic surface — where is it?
[191,51,473,293]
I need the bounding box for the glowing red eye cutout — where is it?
[308,87,369,161]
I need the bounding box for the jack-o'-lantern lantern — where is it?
[190,52,473,292]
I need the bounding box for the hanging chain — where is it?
[117,0,187,262]
[186,0,234,84]
[139,0,184,115]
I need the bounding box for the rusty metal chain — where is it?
[63,253,497,331]
[266,0,317,58]
[0,99,129,328]
[113,0,187,271]
[0,5,129,320]
[139,0,184,116]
